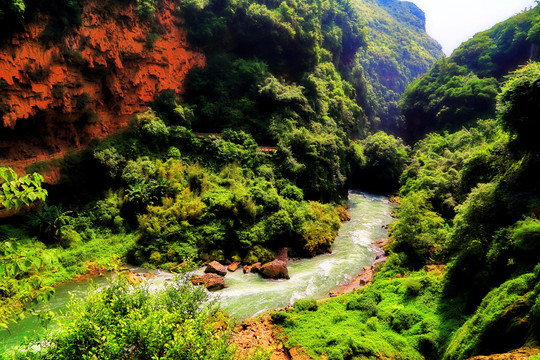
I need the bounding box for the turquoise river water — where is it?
[0,191,393,352]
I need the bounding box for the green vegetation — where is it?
[6,0,539,359]
[276,269,451,360]
[498,62,540,153]
[0,226,135,329]
[349,131,409,192]
[0,168,47,211]
[6,276,237,360]
[350,0,443,134]
[401,5,540,142]
[280,7,540,356]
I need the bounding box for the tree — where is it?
[0,167,47,211]
[29,204,72,244]
[351,131,409,192]
[497,62,540,153]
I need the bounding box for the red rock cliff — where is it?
[0,0,205,173]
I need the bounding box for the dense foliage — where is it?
[11,0,528,359]
[280,20,540,359]
[401,4,540,142]
[0,0,426,331]
[0,168,47,211]
[276,269,452,360]
[351,0,443,134]
[387,61,540,357]
[0,224,136,329]
[7,276,238,360]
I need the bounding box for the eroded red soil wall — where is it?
[0,0,204,175]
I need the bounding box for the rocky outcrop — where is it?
[373,238,388,265]
[252,262,262,273]
[275,247,288,262]
[467,348,540,360]
[191,273,226,291]
[231,314,290,360]
[0,0,204,174]
[205,261,228,276]
[358,266,374,285]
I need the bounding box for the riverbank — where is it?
[327,238,388,297]
[230,237,391,359]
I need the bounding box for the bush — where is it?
[270,311,289,324]
[351,131,409,192]
[11,276,236,360]
[294,299,318,311]
[391,307,422,333]
[498,62,540,153]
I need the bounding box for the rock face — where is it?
[0,0,205,175]
[373,238,388,265]
[231,314,290,360]
[251,262,262,273]
[243,262,262,274]
[191,273,225,291]
[205,261,228,276]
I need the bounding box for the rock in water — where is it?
[251,262,262,273]
[191,273,226,291]
[260,259,289,279]
[275,247,288,263]
[205,261,228,276]
[228,261,241,272]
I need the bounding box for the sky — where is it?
[404,0,538,56]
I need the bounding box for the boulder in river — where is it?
[251,262,262,273]
[260,259,289,279]
[191,273,226,291]
[205,261,228,276]
[275,247,288,263]
[228,261,241,272]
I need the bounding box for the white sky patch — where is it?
[403,0,538,56]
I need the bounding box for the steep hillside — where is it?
[0,0,440,174]
[0,0,439,347]
[272,8,540,360]
[353,0,443,134]
[0,0,204,172]
[401,4,540,142]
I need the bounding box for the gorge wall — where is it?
[0,0,204,175]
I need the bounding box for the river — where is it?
[0,191,393,352]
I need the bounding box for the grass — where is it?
[274,267,465,360]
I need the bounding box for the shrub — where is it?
[0,167,48,211]
[271,311,289,324]
[294,299,318,311]
[403,277,423,296]
[391,307,422,333]
[76,92,91,110]
[346,292,380,317]
[280,184,303,201]
[11,276,236,360]
[137,0,157,20]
